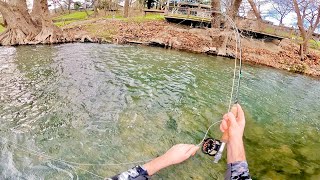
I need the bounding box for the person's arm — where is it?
[220,104,252,180]
[107,144,199,179]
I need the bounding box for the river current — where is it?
[0,43,319,179]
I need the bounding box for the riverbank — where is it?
[52,16,320,77]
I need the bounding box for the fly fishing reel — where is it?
[202,138,226,163]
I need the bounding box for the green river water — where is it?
[0,43,319,179]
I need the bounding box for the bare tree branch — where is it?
[270,0,293,24]
[247,0,262,20]
[293,0,320,56]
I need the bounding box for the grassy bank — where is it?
[0,25,5,33]
[53,11,94,27]
[54,11,164,27]
[54,11,94,20]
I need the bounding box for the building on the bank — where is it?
[313,33,320,41]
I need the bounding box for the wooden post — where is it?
[124,0,129,18]
[166,0,170,15]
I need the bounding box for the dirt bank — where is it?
[64,18,320,77]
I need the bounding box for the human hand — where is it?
[162,144,199,165]
[220,103,245,143]
[219,104,247,163]
[143,144,199,175]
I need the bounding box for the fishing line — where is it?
[6,139,105,179]
[1,10,242,178]
[197,10,242,146]
[6,138,153,167]
[5,137,149,179]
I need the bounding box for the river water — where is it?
[0,43,319,179]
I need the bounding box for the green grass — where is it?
[309,39,320,49]
[290,36,320,50]
[54,20,79,27]
[264,27,276,34]
[133,14,165,22]
[53,12,164,27]
[263,27,291,38]
[84,23,116,41]
[0,25,5,33]
[105,14,126,20]
[53,11,94,21]
[277,31,290,38]
[53,11,94,27]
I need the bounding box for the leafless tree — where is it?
[62,0,73,14]
[238,0,249,16]
[238,0,269,18]
[293,0,320,57]
[54,0,66,13]
[270,0,293,25]
[247,0,262,20]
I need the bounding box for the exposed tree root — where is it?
[0,28,36,46]
[32,26,66,44]
[0,27,97,46]
[0,0,98,46]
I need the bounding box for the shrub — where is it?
[289,63,309,74]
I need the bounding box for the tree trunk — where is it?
[32,0,66,44]
[93,0,99,17]
[293,0,307,58]
[53,2,57,13]
[57,1,65,13]
[228,0,242,20]
[211,0,221,28]
[299,43,308,60]
[0,0,78,45]
[124,0,129,18]
[83,2,90,17]
[279,18,283,25]
[31,0,43,26]
[292,0,320,57]
[0,1,39,45]
[68,0,71,14]
[247,0,262,21]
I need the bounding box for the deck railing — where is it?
[166,6,212,19]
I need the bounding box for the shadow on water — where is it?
[0,43,319,179]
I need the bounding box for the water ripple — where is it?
[0,44,319,179]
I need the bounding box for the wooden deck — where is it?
[143,9,165,16]
[165,14,285,41]
[239,29,284,40]
[165,14,211,27]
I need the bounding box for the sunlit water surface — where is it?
[0,43,319,179]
